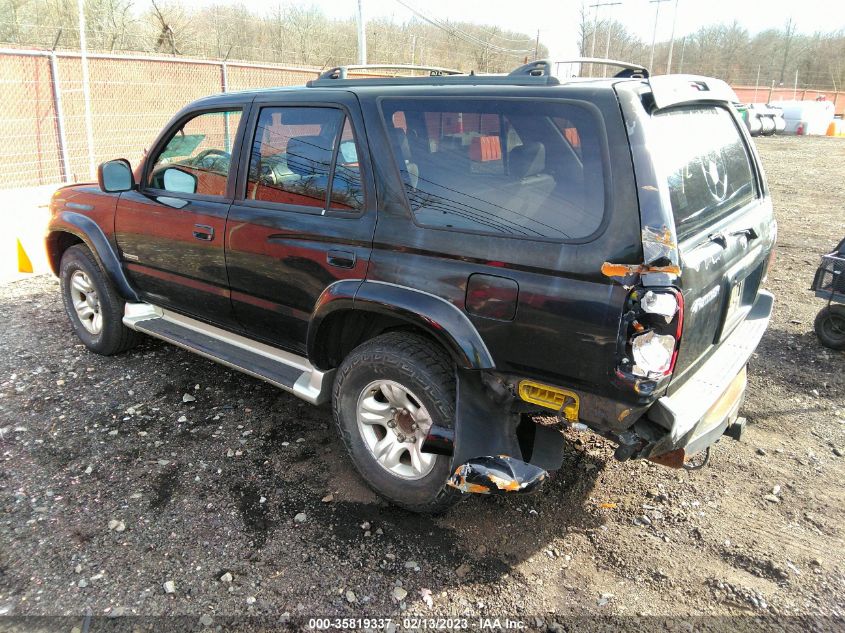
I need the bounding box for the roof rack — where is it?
[545,58,649,78]
[316,64,463,80]
[307,63,560,88]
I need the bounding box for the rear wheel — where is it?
[332,332,462,513]
[814,304,845,350]
[60,244,139,355]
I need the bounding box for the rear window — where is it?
[652,106,757,238]
[380,98,606,240]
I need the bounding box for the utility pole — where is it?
[648,0,671,74]
[356,0,366,65]
[589,1,621,77]
[665,0,680,74]
[534,29,540,60]
[589,3,599,75]
[600,2,621,76]
[77,0,95,179]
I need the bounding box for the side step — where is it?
[123,303,332,405]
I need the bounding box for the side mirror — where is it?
[98,159,135,193]
[162,167,198,194]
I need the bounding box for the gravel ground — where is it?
[1,135,844,630]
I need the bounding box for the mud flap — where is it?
[423,369,565,494]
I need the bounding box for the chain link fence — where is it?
[0,48,323,190]
[2,46,844,192]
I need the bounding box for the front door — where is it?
[225,91,375,353]
[115,106,247,327]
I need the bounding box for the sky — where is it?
[185,0,845,63]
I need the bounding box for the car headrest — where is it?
[392,128,412,162]
[510,142,546,179]
[286,135,333,177]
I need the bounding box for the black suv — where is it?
[46,60,776,512]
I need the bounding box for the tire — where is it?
[814,305,845,350]
[332,331,463,513]
[60,244,139,355]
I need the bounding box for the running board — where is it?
[123,303,332,405]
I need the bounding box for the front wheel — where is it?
[332,332,462,513]
[814,304,845,350]
[59,244,139,355]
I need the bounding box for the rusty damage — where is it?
[647,448,687,469]
[447,455,547,495]
[600,261,682,279]
[602,225,681,287]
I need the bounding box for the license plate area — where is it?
[718,276,752,341]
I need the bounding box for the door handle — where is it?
[193,224,214,241]
[327,250,356,269]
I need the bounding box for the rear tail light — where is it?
[621,288,684,381]
[631,331,677,376]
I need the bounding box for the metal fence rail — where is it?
[0,47,322,190]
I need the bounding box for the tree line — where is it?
[578,7,845,91]
[0,0,545,72]
[2,0,841,90]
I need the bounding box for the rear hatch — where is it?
[648,104,775,392]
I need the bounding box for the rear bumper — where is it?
[642,290,773,463]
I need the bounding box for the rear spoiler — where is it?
[647,74,739,110]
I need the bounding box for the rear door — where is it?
[647,104,775,390]
[225,90,375,353]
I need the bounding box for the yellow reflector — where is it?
[17,238,33,273]
[518,380,580,421]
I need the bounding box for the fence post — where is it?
[221,61,231,152]
[48,51,72,183]
[77,0,96,180]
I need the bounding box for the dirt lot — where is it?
[1,135,844,630]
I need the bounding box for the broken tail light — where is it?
[617,287,684,388]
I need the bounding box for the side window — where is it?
[329,118,364,211]
[147,109,242,197]
[246,106,364,212]
[381,99,605,240]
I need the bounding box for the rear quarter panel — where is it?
[358,86,643,424]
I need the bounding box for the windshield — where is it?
[652,106,757,239]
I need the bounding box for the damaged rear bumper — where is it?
[634,290,773,466]
[424,369,566,496]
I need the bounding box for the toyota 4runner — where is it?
[46,59,776,512]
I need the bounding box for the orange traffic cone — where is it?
[17,238,33,273]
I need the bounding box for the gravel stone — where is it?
[392,587,407,601]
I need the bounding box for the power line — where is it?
[393,0,535,54]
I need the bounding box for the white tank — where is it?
[773,100,835,135]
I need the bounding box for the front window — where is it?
[148,109,242,197]
[652,106,757,239]
[380,98,606,240]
